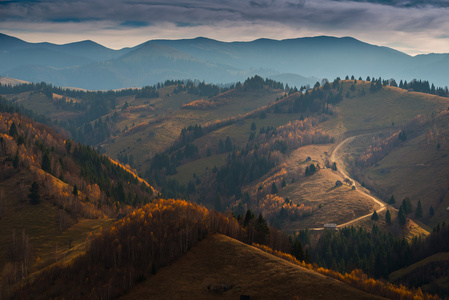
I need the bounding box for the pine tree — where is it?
[281,178,286,188]
[415,199,423,219]
[13,150,19,168]
[402,197,413,214]
[72,184,79,196]
[251,122,256,131]
[385,209,391,224]
[388,195,395,205]
[9,122,18,137]
[398,206,406,226]
[371,211,379,221]
[429,206,435,217]
[271,182,278,194]
[292,238,304,261]
[42,152,51,173]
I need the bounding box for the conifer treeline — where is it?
[313,223,449,288]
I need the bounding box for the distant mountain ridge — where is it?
[1,33,448,90]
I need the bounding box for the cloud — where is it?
[0,0,448,54]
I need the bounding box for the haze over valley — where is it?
[1,0,449,298]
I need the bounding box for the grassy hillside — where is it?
[121,234,384,300]
[356,110,449,227]
[321,81,449,135]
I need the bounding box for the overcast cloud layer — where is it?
[1,0,448,55]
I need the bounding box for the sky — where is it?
[1,0,449,55]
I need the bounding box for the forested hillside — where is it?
[0,100,156,289]
[2,74,449,298]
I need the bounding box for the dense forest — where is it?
[0,97,156,218]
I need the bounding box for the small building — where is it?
[335,180,343,187]
[324,223,338,230]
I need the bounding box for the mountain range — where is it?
[1,32,448,90]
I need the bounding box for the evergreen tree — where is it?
[251,122,256,131]
[271,182,278,194]
[224,136,233,152]
[281,178,286,188]
[13,150,19,168]
[415,199,423,219]
[28,181,40,205]
[371,211,379,221]
[255,213,270,244]
[42,152,51,173]
[292,238,305,261]
[72,184,79,196]
[388,195,395,205]
[402,197,413,214]
[398,206,406,226]
[9,122,18,137]
[331,162,337,171]
[386,209,391,225]
[243,210,255,227]
[429,206,435,217]
[309,163,316,174]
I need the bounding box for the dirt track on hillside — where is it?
[311,135,388,230]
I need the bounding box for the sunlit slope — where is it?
[120,234,384,300]
[359,111,449,227]
[323,81,449,134]
[101,86,284,164]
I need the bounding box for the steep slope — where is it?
[0,104,156,282]
[356,110,449,227]
[121,234,384,300]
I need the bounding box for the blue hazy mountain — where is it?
[1,33,448,90]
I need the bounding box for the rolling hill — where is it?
[1,76,449,298]
[120,234,384,300]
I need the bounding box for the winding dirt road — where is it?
[311,135,387,230]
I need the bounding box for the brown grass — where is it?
[120,234,384,300]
